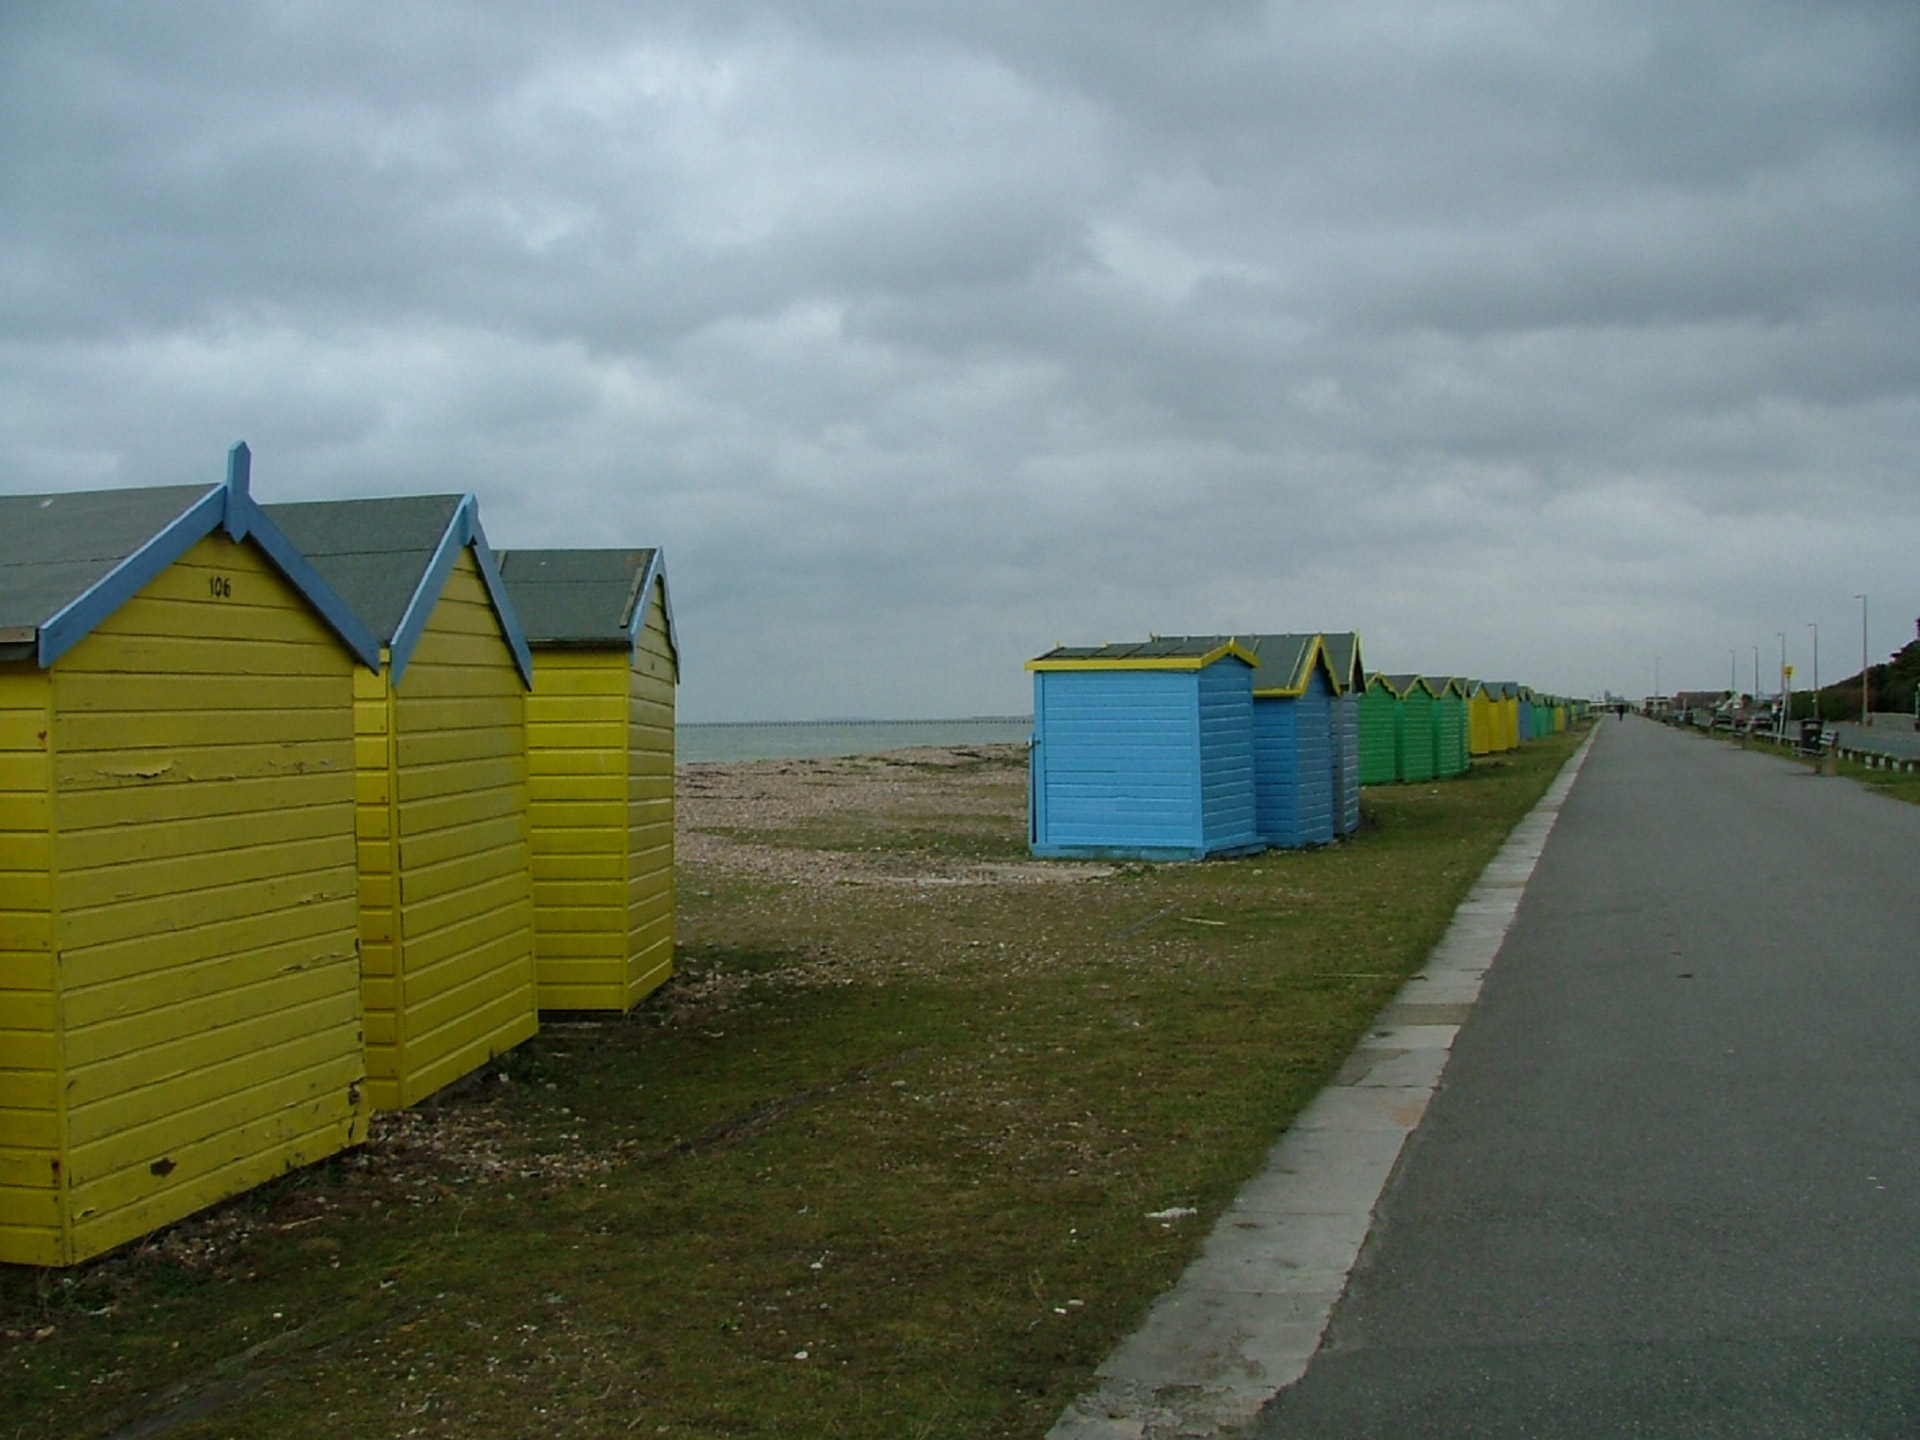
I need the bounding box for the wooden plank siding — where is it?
[624,580,676,1008]
[525,652,628,1010]
[0,666,59,1266]
[1331,692,1362,834]
[357,551,536,1110]
[1250,671,1334,848]
[1195,662,1259,855]
[0,535,368,1266]
[520,576,676,1012]
[1031,663,1261,861]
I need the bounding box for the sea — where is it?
[676,716,1032,764]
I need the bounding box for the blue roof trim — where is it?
[387,496,533,690]
[465,509,534,688]
[37,484,226,668]
[387,499,469,686]
[622,548,680,678]
[222,442,252,541]
[234,496,382,671]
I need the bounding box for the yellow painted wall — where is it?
[1468,692,1495,756]
[525,650,628,1010]
[523,576,675,1012]
[0,665,59,1266]
[0,534,367,1266]
[356,551,536,1110]
[625,580,676,1007]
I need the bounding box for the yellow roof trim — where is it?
[1027,640,1258,673]
[1249,634,1336,698]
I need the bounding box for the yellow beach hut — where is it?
[496,549,679,1012]
[0,445,381,1266]
[1467,680,1499,757]
[265,495,538,1111]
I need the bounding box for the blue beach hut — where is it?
[1189,634,1340,848]
[1319,632,1365,835]
[1027,638,1261,861]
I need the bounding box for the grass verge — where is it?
[5,730,1585,1439]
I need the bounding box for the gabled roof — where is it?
[265,493,532,688]
[1318,632,1366,693]
[1175,633,1340,697]
[1422,676,1469,699]
[495,548,677,673]
[0,444,380,670]
[1382,673,1437,698]
[1028,636,1256,671]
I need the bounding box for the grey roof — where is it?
[0,483,212,635]
[1319,632,1365,691]
[496,548,659,648]
[1181,633,1327,693]
[1031,636,1252,664]
[264,496,464,643]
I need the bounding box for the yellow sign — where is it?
[1784,665,1795,679]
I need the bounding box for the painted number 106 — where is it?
[207,575,232,598]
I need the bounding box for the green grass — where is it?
[5,731,1584,1439]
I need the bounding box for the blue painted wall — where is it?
[1030,665,1259,860]
[1332,691,1361,834]
[1252,668,1336,847]
[1196,660,1259,853]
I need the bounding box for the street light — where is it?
[1730,648,1737,697]
[1857,595,1869,725]
[1777,632,1787,739]
[1807,622,1818,722]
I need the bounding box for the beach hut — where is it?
[1467,680,1499,756]
[1385,675,1438,782]
[1319,632,1365,835]
[1357,674,1402,785]
[495,548,678,1013]
[1497,683,1522,751]
[1425,677,1470,777]
[1027,638,1261,861]
[0,445,381,1266]
[266,495,538,1111]
[1228,634,1338,848]
[1516,689,1535,744]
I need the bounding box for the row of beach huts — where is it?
[1025,633,1582,860]
[0,447,677,1266]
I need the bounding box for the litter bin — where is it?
[1798,719,1825,756]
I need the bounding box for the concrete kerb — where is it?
[1049,732,1599,1440]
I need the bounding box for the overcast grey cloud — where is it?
[4,1,1916,716]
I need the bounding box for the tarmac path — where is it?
[1253,717,1920,1437]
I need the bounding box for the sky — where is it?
[3,2,1916,719]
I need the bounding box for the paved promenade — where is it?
[1255,717,1920,1436]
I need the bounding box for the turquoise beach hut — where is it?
[1027,638,1261,861]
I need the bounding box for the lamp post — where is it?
[1730,648,1737,698]
[1777,632,1787,739]
[1752,645,1760,702]
[1807,622,1818,723]
[1857,594,1869,725]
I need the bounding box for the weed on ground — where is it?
[5,734,1583,1439]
